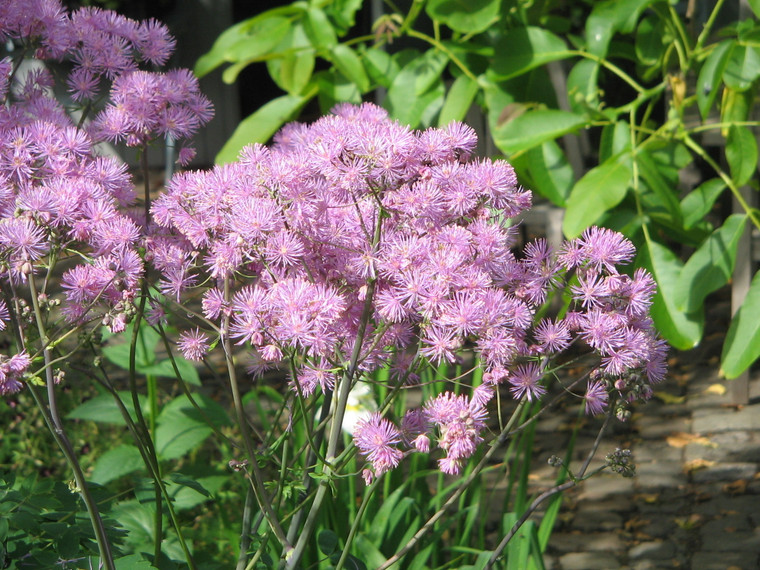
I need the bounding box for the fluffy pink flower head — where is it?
[354,412,404,478]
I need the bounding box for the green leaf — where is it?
[303,7,337,51]
[102,323,160,371]
[586,0,657,58]
[490,27,572,80]
[317,68,362,111]
[114,554,155,570]
[329,44,370,93]
[363,48,399,88]
[425,0,501,34]
[680,178,726,229]
[353,533,387,569]
[723,42,760,91]
[141,356,201,386]
[525,140,574,207]
[216,91,316,164]
[91,445,144,485]
[438,75,479,126]
[721,85,756,125]
[492,109,587,155]
[155,395,230,460]
[599,121,631,163]
[273,26,315,95]
[722,269,760,378]
[635,16,666,66]
[325,0,363,35]
[750,0,760,19]
[318,529,339,555]
[697,40,732,120]
[563,155,632,238]
[638,239,704,350]
[194,10,298,78]
[67,392,148,426]
[386,54,447,128]
[636,148,683,225]
[567,59,600,114]
[726,124,758,186]
[676,214,748,312]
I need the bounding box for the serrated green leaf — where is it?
[426,0,500,34]
[586,0,658,58]
[114,554,155,570]
[490,27,572,80]
[303,7,337,50]
[726,124,758,186]
[526,140,573,207]
[91,445,144,485]
[438,75,479,126]
[67,392,149,425]
[697,40,732,120]
[676,214,748,312]
[492,110,587,156]
[330,44,369,92]
[216,90,316,165]
[722,269,760,378]
[638,239,704,350]
[681,178,726,228]
[563,156,631,238]
[723,43,760,91]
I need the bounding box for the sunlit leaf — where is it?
[721,269,760,378]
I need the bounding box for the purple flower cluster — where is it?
[0,0,212,373]
[150,102,666,477]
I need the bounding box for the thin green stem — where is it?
[695,0,728,53]
[682,133,760,230]
[221,278,292,555]
[27,271,115,570]
[406,29,479,82]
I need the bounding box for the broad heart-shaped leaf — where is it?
[586,0,657,57]
[426,0,500,34]
[216,90,316,164]
[722,269,760,378]
[438,74,479,126]
[638,239,704,350]
[723,42,760,91]
[67,391,149,426]
[525,140,573,207]
[675,214,748,313]
[562,155,632,238]
[490,27,572,80]
[491,109,587,156]
[697,40,732,120]
[681,178,726,229]
[329,44,370,93]
[90,445,144,485]
[726,124,759,186]
[155,394,231,460]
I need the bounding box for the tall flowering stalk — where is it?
[150,102,667,567]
